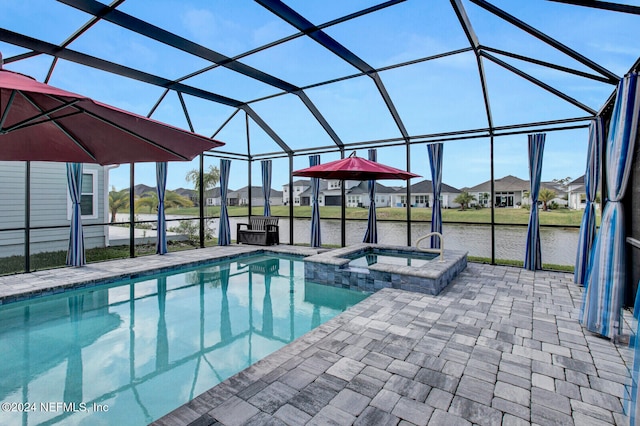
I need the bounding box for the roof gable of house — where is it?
[343,181,398,195]
[408,179,461,194]
[231,185,281,198]
[569,175,585,185]
[283,180,310,188]
[466,175,529,192]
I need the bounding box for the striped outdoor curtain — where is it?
[261,160,272,217]
[574,118,603,284]
[581,72,640,338]
[630,288,640,425]
[156,162,168,255]
[363,149,378,244]
[524,133,545,271]
[66,162,86,267]
[310,155,321,247]
[218,159,231,246]
[428,143,443,249]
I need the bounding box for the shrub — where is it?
[169,219,214,245]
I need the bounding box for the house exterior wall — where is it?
[269,195,283,206]
[0,161,108,258]
[283,184,309,206]
[206,197,220,206]
[569,193,585,210]
[396,192,460,209]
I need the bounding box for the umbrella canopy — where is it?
[293,152,420,181]
[0,62,223,164]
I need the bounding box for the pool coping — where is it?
[0,245,320,305]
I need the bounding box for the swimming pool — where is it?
[0,254,368,426]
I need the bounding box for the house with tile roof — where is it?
[567,175,589,210]
[229,186,283,207]
[466,175,568,208]
[406,180,462,209]
[282,180,310,206]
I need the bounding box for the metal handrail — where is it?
[416,232,444,262]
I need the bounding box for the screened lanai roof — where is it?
[1,0,640,164]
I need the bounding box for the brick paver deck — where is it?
[154,260,633,425]
[0,246,633,425]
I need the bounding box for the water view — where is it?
[214,217,577,267]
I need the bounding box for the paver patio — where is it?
[0,246,633,425]
[152,253,634,426]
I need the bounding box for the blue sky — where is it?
[2,1,640,192]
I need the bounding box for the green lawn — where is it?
[159,205,596,227]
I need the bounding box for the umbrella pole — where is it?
[129,164,135,258]
[341,179,346,247]
[24,161,31,272]
[289,155,294,244]
[199,154,205,248]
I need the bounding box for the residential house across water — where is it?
[465,175,567,208]
[229,186,283,208]
[283,179,462,209]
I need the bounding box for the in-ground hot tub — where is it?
[304,243,467,295]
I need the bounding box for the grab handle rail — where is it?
[415,232,444,262]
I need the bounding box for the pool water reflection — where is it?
[0,254,368,425]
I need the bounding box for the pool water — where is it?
[0,254,368,426]
[347,251,437,268]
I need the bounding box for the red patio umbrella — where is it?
[293,151,420,180]
[0,59,223,165]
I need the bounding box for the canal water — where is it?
[123,215,579,267]
[222,217,577,267]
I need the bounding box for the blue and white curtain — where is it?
[524,133,545,271]
[261,160,272,217]
[581,72,640,338]
[574,118,603,284]
[156,162,168,255]
[66,162,86,267]
[428,143,443,249]
[629,288,640,425]
[310,155,321,247]
[218,159,231,246]
[363,149,378,244]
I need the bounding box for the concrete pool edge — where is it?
[304,243,468,295]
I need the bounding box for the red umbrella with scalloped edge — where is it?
[293,151,420,180]
[0,56,223,165]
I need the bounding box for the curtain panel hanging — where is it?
[574,118,603,284]
[261,160,272,217]
[363,149,378,244]
[524,133,545,271]
[156,162,168,255]
[427,143,443,249]
[66,162,86,267]
[581,72,640,338]
[218,159,232,246]
[310,155,321,248]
